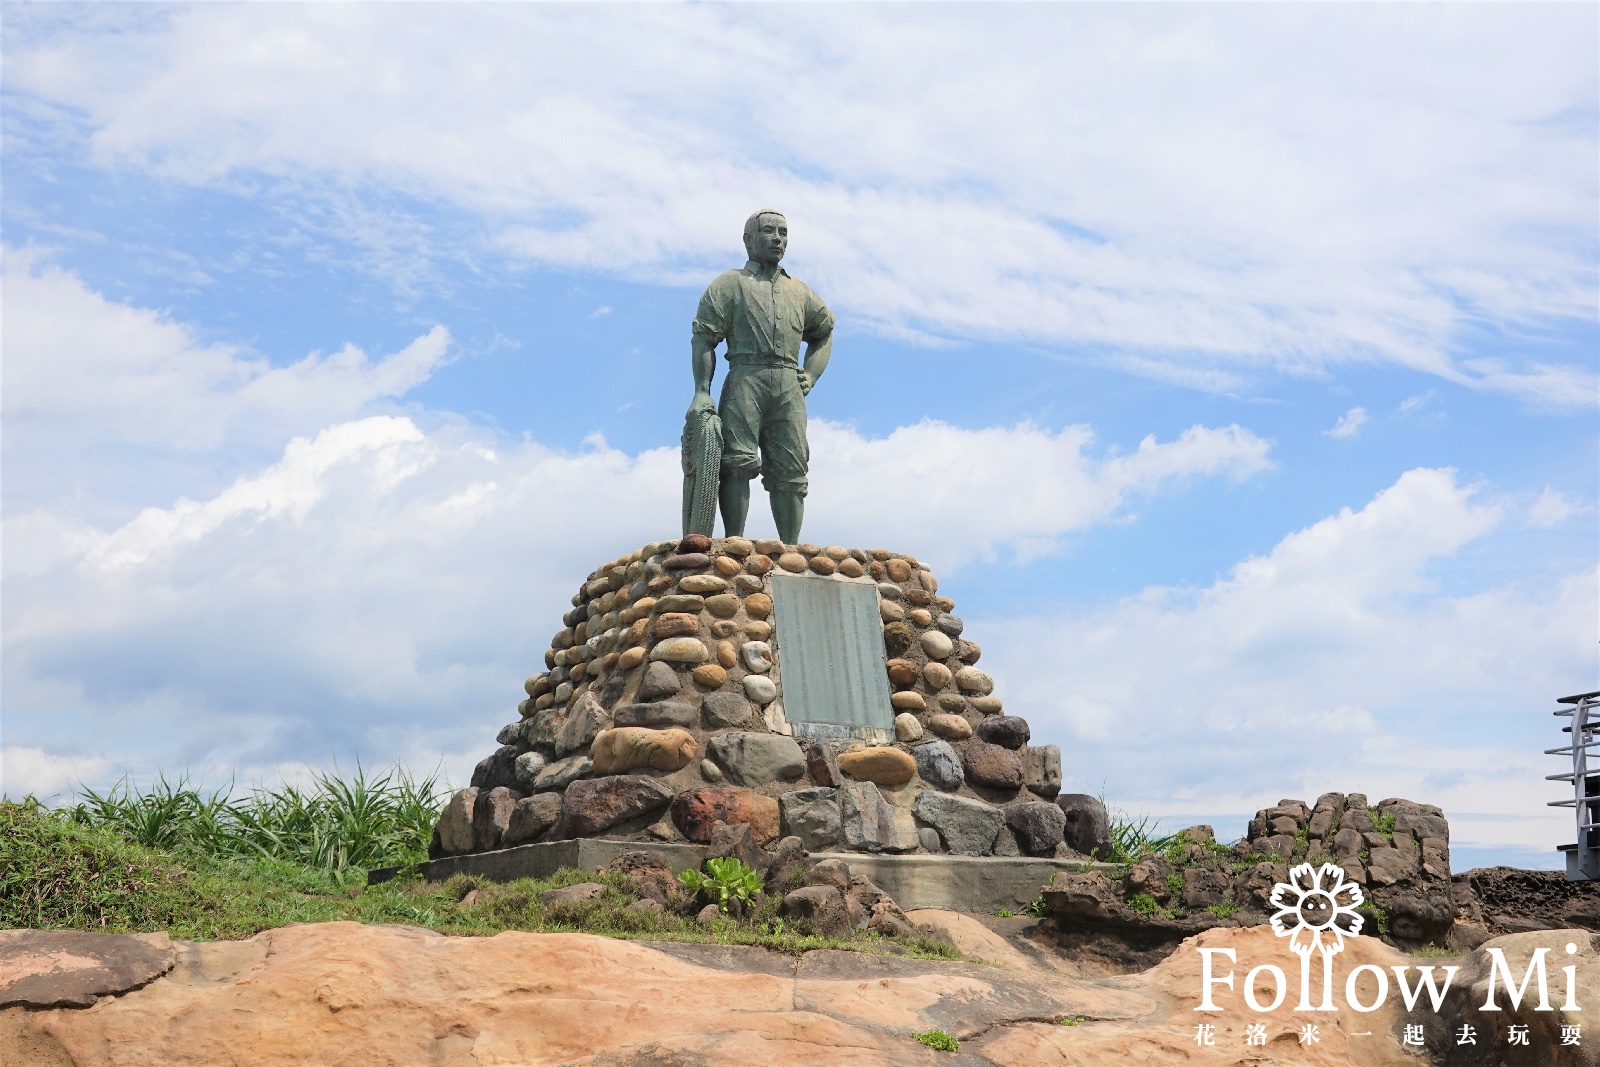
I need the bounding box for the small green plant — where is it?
[1358,901,1390,936]
[993,907,1014,917]
[1411,944,1452,958]
[1165,872,1185,897]
[1292,828,1309,858]
[678,857,764,914]
[1058,1015,1086,1026]
[1026,895,1049,917]
[1207,900,1240,918]
[1368,808,1397,845]
[914,1029,960,1052]
[1126,892,1161,917]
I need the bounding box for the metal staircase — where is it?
[1549,689,1600,880]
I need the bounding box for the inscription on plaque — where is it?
[769,575,894,741]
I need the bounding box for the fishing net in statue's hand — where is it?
[681,408,722,537]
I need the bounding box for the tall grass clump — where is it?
[69,764,446,876]
[1104,808,1178,864]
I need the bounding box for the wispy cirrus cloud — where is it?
[5,4,1595,404]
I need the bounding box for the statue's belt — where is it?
[726,353,798,369]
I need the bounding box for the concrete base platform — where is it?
[812,852,1119,913]
[392,838,1117,914]
[412,839,708,885]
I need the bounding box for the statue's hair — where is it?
[742,209,787,245]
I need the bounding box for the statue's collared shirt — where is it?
[692,260,834,362]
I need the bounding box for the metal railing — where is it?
[1547,689,1600,881]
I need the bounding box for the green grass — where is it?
[1206,900,1240,918]
[1058,1015,1086,1026]
[0,798,961,959]
[914,1029,960,1051]
[1103,809,1178,864]
[1358,901,1390,936]
[67,765,445,876]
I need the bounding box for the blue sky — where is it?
[2,4,1596,870]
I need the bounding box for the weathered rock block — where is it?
[779,787,840,850]
[782,885,851,938]
[912,739,963,791]
[962,741,1022,789]
[670,786,780,844]
[912,791,1004,856]
[472,786,517,852]
[532,754,592,793]
[637,661,681,701]
[1004,801,1066,856]
[1019,744,1061,799]
[707,732,806,787]
[800,737,841,787]
[1056,793,1112,859]
[840,780,918,853]
[613,701,696,729]
[701,690,756,729]
[503,793,563,847]
[437,787,478,854]
[556,693,610,757]
[562,776,674,837]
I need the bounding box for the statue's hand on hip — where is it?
[687,390,716,417]
[796,370,814,396]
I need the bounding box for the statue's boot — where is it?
[719,476,752,537]
[772,490,804,545]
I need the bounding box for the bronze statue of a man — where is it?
[686,210,834,545]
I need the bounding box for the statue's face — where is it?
[746,214,787,265]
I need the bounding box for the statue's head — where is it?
[742,210,788,266]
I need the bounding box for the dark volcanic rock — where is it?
[0,930,175,1009]
[782,885,851,938]
[1004,801,1066,856]
[962,741,1023,790]
[975,715,1030,750]
[800,737,841,787]
[503,793,562,847]
[562,775,674,836]
[472,786,518,851]
[1056,793,1112,859]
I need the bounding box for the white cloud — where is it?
[0,746,111,801]
[1324,407,1367,439]
[1527,487,1583,528]
[6,5,1594,403]
[0,246,451,514]
[1,400,1269,786]
[985,468,1598,855]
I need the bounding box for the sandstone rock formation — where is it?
[10,919,1583,1066]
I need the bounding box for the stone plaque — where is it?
[769,575,894,742]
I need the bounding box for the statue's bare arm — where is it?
[797,330,832,396]
[688,334,719,416]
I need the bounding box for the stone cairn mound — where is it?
[1043,792,1459,952]
[432,535,1068,861]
